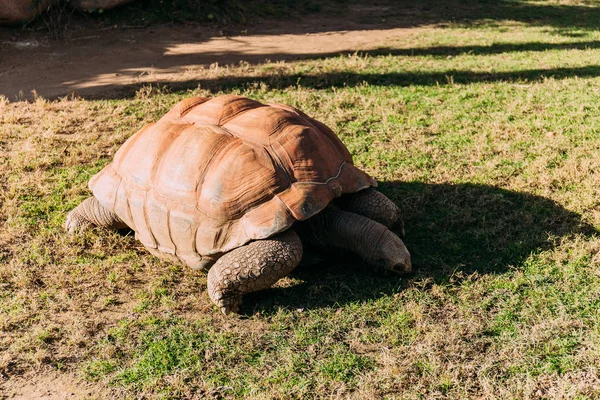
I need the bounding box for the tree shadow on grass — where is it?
[73,62,600,101]
[243,182,597,315]
[368,40,600,58]
[210,65,600,89]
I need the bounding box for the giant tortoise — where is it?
[66,95,411,314]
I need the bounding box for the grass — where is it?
[3,0,600,398]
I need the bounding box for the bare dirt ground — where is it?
[1,372,111,400]
[0,4,417,101]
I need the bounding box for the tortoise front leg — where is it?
[336,188,403,233]
[65,196,128,234]
[207,230,303,314]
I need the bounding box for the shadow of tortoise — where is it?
[243,181,597,315]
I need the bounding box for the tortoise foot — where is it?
[207,230,302,315]
[65,211,94,234]
[215,296,242,315]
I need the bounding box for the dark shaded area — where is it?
[248,65,600,88]
[82,0,600,34]
[371,40,600,57]
[7,0,600,34]
[95,0,336,26]
[244,182,597,314]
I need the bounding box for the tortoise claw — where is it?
[65,212,92,235]
[217,297,242,315]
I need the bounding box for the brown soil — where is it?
[0,4,417,101]
[1,371,111,399]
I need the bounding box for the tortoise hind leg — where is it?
[336,188,404,233]
[65,196,128,234]
[207,230,303,314]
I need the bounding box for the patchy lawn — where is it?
[2,1,600,398]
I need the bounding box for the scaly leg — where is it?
[207,230,303,314]
[336,188,404,234]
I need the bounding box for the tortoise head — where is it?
[370,231,412,274]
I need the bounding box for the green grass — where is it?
[3,1,600,398]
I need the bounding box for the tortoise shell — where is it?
[89,95,376,268]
